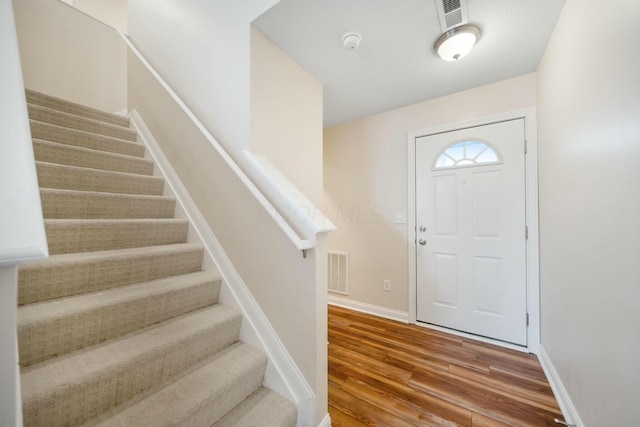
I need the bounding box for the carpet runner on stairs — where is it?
[17,89,298,427]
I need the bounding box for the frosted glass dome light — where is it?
[434,24,481,61]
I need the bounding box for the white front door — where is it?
[415,119,527,345]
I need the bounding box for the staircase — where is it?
[17,90,298,427]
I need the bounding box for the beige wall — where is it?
[324,73,536,313]
[537,0,640,425]
[128,50,327,424]
[13,0,127,113]
[250,27,323,205]
[74,0,128,33]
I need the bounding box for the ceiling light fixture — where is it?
[434,24,481,61]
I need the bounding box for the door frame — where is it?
[407,108,539,354]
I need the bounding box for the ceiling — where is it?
[253,0,565,128]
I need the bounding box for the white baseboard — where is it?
[538,345,584,427]
[328,295,409,323]
[131,110,316,427]
[317,413,331,427]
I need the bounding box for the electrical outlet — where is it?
[383,280,391,292]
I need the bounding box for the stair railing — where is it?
[119,31,335,258]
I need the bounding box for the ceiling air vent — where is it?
[442,0,461,14]
[436,0,469,31]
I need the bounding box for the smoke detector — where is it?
[342,32,361,50]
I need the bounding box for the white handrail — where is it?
[119,31,327,256]
[242,150,336,239]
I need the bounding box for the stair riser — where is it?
[40,190,176,219]
[37,162,164,195]
[22,310,243,427]
[19,278,221,366]
[181,360,266,426]
[18,246,205,304]
[31,121,145,157]
[28,104,137,141]
[213,388,298,427]
[26,90,130,127]
[33,140,154,175]
[45,220,189,254]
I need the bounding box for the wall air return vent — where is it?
[436,0,469,31]
[328,251,349,295]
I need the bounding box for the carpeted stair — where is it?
[17,89,298,427]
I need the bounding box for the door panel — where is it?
[434,253,458,308]
[416,119,527,345]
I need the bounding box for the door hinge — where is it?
[524,140,528,154]
[525,226,529,239]
[526,313,530,327]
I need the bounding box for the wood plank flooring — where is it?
[328,305,563,426]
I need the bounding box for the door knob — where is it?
[419,226,426,232]
[418,239,427,246]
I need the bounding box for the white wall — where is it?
[13,0,127,113]
[2,0,49,267]
[74,0,128,33]
[250,27,324,205]
[324,74,536,314]
[537,0,640,425]
[128,0,280,159]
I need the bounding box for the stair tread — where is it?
[18,243,206,304]
[40,188,176,219]
[45,218,189,254]
[36,161,157,178]
[21,304,241,394]
[26,89,130,127]
[87,343,267,427]
[213,387,297,427]
[33,139,154,175]
[36,161,164,196]
[28,103,137,141]
[20,242,204,270]
[30,120,145,157]
[19,271,219,325]
[19,271,221,366]
[40,187,174,202]
[45,218,188,225]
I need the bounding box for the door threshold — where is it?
[415,321,531,354]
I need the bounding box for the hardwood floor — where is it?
[328,305,563,426]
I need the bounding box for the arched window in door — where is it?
[433,140,502,170]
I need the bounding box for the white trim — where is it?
[131,111,316,427]
[406,108,540,353]
[317,413,332,427]
[538,345,584,427]
[120,31,326,256]
[328,296,409,323]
